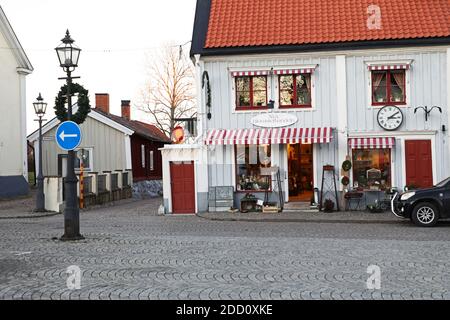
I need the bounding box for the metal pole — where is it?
[35,116,45,212]
[61,69,84,241]
[80,155,84,209]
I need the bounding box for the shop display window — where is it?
[352,148,391,190]
[235,144,271,191]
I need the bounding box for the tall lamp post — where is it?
[55,30,84,241]
[33,93,47,212]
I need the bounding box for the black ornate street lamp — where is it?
[55,30,84,241]
[33,93,47,212]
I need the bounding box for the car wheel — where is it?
[411,202,439,227]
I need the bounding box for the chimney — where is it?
[95,93,110,114]
[121,100,131,120]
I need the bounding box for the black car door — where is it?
[443,183,450,215]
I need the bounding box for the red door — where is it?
[405,140,433,188]
[170,162,195,213]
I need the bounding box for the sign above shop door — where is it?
[251,113,298,128]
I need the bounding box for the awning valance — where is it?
[348,137,396,149]
[231,70,270,77]
[271,127,332,144]
[368,64,410,71]
[273,68,315,75]
[205,127,333,145]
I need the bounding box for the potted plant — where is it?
[367,203,383,213]
[323,199,335,212]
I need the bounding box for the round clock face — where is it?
[377,105,404,131]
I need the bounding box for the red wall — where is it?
[131,134,166,181]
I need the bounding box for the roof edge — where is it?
[27,107,135,142]
[131,120,172,143]
[190,0,211,57]
[0,6,33,72]
[197,37,450,57]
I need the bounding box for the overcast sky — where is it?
[1,0,197,133]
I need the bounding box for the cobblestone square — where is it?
[1,198,449,300]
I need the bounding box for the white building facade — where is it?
[162,0,450,213]
[0,6,33,198]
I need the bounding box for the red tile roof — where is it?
[205,0,450,48]
[93,109,171,143]
[131,121,172,143]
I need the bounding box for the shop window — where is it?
[279,74,312,108]
[235,144,271,191]
[235,76,267,110]
[352,149,391,190]
[372,70,406,105]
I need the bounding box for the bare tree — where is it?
[137,46,196,137]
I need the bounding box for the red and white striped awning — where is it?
[271,127,332,144]
[348,137,396,149]
[231,70,269,77]
[205,127,333,145]
[273,68,315,75]
[368,64,410,71]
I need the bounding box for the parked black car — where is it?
[392,177,450,227]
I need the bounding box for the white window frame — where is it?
[365,60,413,109]
[229,65,318,113]
[230,72,272,113]
[272,67,317,112]
[349,147,395,190]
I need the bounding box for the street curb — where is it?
[196,213,406,224]
[0,212,61,220]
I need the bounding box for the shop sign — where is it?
[251,113,298,128]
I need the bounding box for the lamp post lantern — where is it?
[55,30,84,241]
[33,93,47,212]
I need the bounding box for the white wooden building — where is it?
[162,0,450,213]
[0,5,33,198]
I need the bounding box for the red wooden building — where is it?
[95,94,171,181]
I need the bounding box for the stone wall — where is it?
[132,180,163,199]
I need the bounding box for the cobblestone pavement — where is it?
[0,198,449,300]
[198,210,400,224]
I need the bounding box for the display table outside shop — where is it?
[344,191,364,211]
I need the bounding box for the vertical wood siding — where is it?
[41,117,127,176]
[201,48,449,189]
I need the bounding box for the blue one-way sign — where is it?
[56,121,82,151]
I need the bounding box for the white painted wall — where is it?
[198,46,449,192]
[0,28,29,179]
[336,55,348,191]
[161,145,208,213]
[447,48,450,178]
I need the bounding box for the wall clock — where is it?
[377,105,404,131]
